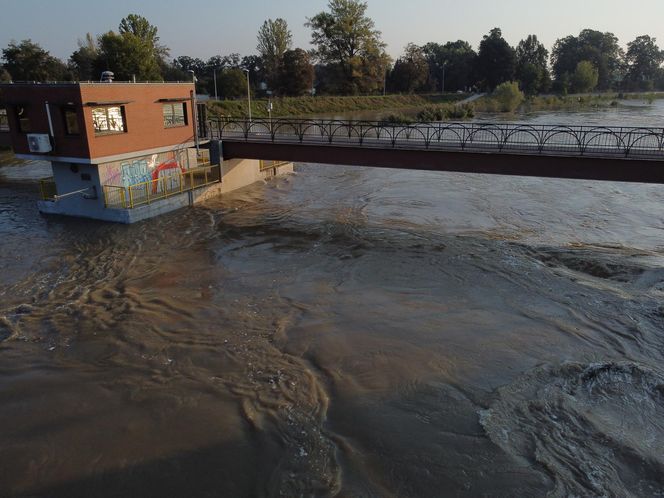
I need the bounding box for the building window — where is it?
[0,107,8,131]
[163,103,187,128]
[15,106,30,133]
[63,107,80,135]
[92,106,126,134]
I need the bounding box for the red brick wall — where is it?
[0,82,196,161]
[80,83,195,160]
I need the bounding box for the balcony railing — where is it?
[103,164,220,209]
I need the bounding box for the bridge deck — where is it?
[208,119,664,184]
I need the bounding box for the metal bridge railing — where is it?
[208,118,664,159]
[103,164,220,209]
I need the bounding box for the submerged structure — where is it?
[0,81,291,223]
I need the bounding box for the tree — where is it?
[97,30,162,81]
[492,81,525,112]
[476,28,516,90]
[69,33,100,81]
[307,0,390,94]
[257,18,292,88]
[217,68,248,98]
[625,35,664,90]
[70,15,168,82]
[118,13,168,61]
[571,60,598,93]
[279,49,314,95]
[551,30,622,91]
[0,67,11,81]
[2,39,70,81]
[389,43,429,93]
[515,35,550,95]
[422,41,477,92]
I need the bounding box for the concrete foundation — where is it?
[38,158,293,224]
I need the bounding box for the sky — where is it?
[1,0,663,61]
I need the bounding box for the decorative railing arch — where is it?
[207,118,664,160]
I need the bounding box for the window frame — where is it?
[62,106,80,136]
[0,107,8,132]
[91,105,127,136]
[162,102,188,128]
[14,105,31,134]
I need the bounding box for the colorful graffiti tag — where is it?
[100,151,186,190]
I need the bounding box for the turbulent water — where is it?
[1,102,664,497]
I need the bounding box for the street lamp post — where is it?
[442,63,446,94]
[187,70,199,153]
[244,69,252,122]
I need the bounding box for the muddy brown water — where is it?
[1,103,664,497]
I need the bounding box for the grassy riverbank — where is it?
[475,92,664,114]
[207,93,469,118]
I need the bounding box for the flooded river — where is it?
[1,102,664,497]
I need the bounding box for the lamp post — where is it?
[213,67,219,100]
[243,68,252,122]
[187,70,199,153]
[441,62,447,94]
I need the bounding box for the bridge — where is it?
[207,118,664,184]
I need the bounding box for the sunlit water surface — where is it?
[1,102,664,497]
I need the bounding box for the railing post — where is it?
[129,186,134,209]
[121,188,126,209]
[147,181,151,205]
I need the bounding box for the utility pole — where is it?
[244,69,252,123]
[188,70,199,153]
[442,63,446,94]
[213,68,218,100]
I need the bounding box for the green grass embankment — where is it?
[207,93,469,118]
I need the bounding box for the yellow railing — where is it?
[103,165,220,209]
[39,178,57,201]
[103,185,127,208]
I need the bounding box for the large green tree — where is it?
[551,30,622,91]
[515,35,550,95]
[69,33,100,81]
[307,0,390,94]
[257,18,292,89]
[571,60,599,93]
[279,48,314,96]
[389,43,429,93]
[422,41,477,92]
[625,35,664,90]
[2,39,70,81]
[476,28,516,90]
[75,14,167,81]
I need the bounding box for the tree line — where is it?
[2,0,664,98]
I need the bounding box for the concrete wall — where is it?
[38,158,293,223]
[220,159,293,194]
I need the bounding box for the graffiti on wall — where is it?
[100,150,187,189]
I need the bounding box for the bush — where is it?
[492,81,525,112]
[416,106,445,122]
[445,103,475,120]
[383,113,413,124]
[415,103,475,122]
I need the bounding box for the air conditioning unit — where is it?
[27,134,52,153]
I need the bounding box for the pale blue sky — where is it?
[1,0,663,61]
